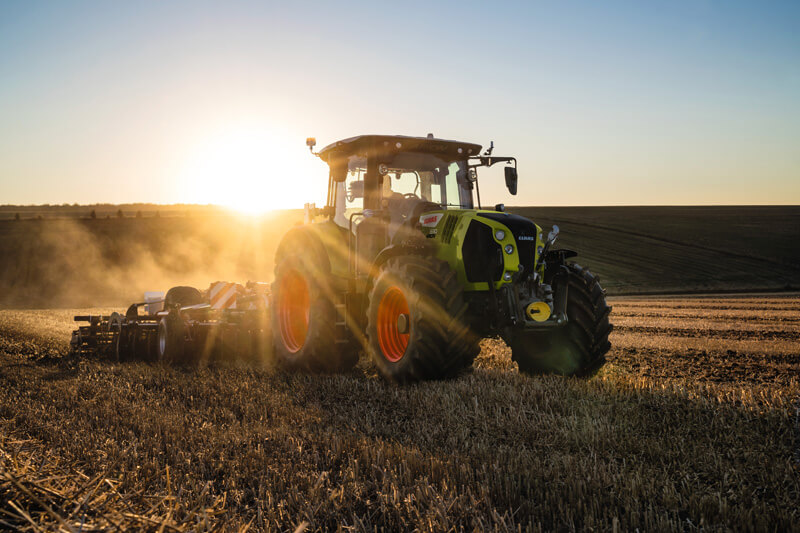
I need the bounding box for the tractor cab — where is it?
[313,135,516,234]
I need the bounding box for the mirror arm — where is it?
[471,156,516,168]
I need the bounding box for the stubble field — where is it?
[1,294,798,531]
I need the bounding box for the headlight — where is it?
[503,272,512,281]
[504,244,514,255]
[495,230,505,240]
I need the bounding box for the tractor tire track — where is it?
[614,324,800,341]
[612,311,800,322]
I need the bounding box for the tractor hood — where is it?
[477,212,539,242]
[418,209,544,291]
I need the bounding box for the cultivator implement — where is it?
[70,315,117,354]
[71,281,272,363]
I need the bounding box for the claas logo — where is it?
[420,214,444,227]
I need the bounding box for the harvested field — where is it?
[1,295,799,531]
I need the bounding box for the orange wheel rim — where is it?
[377,286,410,362]
[278,270,309,353]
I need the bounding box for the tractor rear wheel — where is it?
[366,256,479,383]
[271,255,357,372]
[511,263,611,377]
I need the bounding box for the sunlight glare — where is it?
[177,126,320,214]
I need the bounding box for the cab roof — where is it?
[318,135,482,163]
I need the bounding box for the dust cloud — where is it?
[0,211,303,308]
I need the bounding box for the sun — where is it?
[176,126,320,214]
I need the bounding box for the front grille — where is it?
[462,220,503,283]
[440,214,458,244]
[477,212,538,282]
[515,240,536,282]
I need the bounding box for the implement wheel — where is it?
[271,255,357,372]
[164,286,204,309]
[157,311,185,364]
[367,255,479,383]
[511,263,612,377]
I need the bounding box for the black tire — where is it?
[271,254,358,372]
[366,256,479,383]
[164,286,204,309]
[71,331,83,355]
[157,312,186,364]
[511,263,612,377]
[108,312,127,362]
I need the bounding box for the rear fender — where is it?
[275,226,332,277]
[275,221,352,286]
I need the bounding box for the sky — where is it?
[0,0,798,210]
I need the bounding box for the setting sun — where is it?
[176,126,321,214]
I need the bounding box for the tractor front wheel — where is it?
[511,263,611,377]
[366,256,479,383]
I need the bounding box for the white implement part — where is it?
[208,281,241,309]
[144,292,164,314]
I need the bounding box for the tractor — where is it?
[271,134,611,382]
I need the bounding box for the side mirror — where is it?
[330,158,348,183]
[504,166,518,195]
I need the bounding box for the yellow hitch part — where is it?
[526,301,551,322]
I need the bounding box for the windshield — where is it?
[379,152,474,209]
[337,152,473,209]
[332,151,475,228]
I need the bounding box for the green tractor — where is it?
[272,134,611,382]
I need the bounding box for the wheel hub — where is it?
[278,270,310,353]
[376,286,410,362]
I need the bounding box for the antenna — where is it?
[484,141,494,156]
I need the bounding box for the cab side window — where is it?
[334,155,366,228]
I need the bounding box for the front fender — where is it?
[370,239,435,279]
